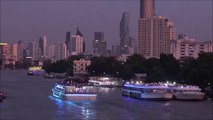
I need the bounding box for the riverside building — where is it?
[73,59,91,75]
[138,0,176,58]
[170,35,213,59]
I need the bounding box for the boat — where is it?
[88,77,121,87]
[122,82,173,100]
[169,85,205,100]
[52,78,97,100]
[44,73,55,78]
[27,66,46,76]
[89,80,119,87]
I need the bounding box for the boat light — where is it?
[56,85,64,89]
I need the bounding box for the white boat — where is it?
[52,81,97,101]
[88,80,119,87]
[88,77,120,87]
[122,82,173,100]
[170,85,205,100]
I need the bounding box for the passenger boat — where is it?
[27,66,46,76]
[52,78,97,100]
[44,73,55,78]
[122,82,173,100]
[169,85,205,100]
[88,77,120,87]
[88,80,119,87]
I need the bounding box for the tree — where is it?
[15,61,23,69]
[159,53,180,80]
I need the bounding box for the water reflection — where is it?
[80,103,96,120]
[160,102,173,120]
[97,87,115,94]
[49,96,96,120]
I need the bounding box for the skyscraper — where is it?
[47,44,56,60]
[69,28,84,55]
[111,45,120,56]
[38,36,47,58]
[93,32,106,56]
[55,42,67,60]
[76,27,86,53]
[138,16,176,58]
[138,0,176,58]
[140,0,155,18]
[120,12,132,55]
[65,31,71,51]
[17,40,24,61]
[28,41,41,60]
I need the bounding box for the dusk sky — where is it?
[1,0,212,52]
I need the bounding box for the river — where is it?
[0,70,212,120]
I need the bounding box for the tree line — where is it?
[4,53,212,90]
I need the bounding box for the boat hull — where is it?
[122,90,173,100]
[173,92,205,100]
[141,93,173,100]
[52,89,97,101]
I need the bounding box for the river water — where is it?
[0,70,212,120]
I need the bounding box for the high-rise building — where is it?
[138,16,176,58]
[170,35,213,59]
[28,41,41,60]
[93,32,107,56]
[138,0,176,58]
[0,43,17,65]
[38,36,47,58]
[69,28,84,55]
[0,42,8,61]
[120,12,132,54]
[111,45,120,56]
[17,40,24,61]
[55,42,67,60]
[47,44,56,60]
[140,0,155,18]
[70,35,84,55]
[10,44,18,62]
[65,31,71,51]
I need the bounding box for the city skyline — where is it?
[1,0,212,52]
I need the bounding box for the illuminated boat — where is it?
[27,66,46,76]
[52,80,97,100]
[88,77,120,87]
[44,73,55,78]
[170,85,205,100]
[122,82,173,100]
